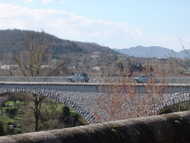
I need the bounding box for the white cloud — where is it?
[41,0,63,4]
[0,3,142,48]
[23,0,64,4]
[41,0,52,4]
[24,0,33,2]
[0,3,188,50]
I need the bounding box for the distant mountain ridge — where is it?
[116,46,190,58]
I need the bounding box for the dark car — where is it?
[134,75,159,83]
[66,73,89,82]
[134,75,150,83]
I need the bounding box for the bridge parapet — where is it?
[0,111,190,143]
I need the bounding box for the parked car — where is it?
[66,73,89,82]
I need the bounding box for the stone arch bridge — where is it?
[0,81,190,123]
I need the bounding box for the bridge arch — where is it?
[152,92,190,114]
[0,87,96,123]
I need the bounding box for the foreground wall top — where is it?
[0,111,190,143]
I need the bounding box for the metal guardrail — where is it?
[0,76,190,83]
[0,76,106,83]
[0,76,69,82]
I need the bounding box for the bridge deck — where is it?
[0,82,190,93]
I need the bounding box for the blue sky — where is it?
[0,0,189,51]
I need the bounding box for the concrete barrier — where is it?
[0,111,190,143]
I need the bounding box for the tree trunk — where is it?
[33,95,43,131]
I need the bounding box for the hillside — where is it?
[0,29,120,62]
[116,46,190,58]
[0,29,116,55]
[0,29,123,75]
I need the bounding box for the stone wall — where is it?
[0,111,190,143]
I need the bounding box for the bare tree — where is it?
[95,59,168,122]
[15,31,65,131]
